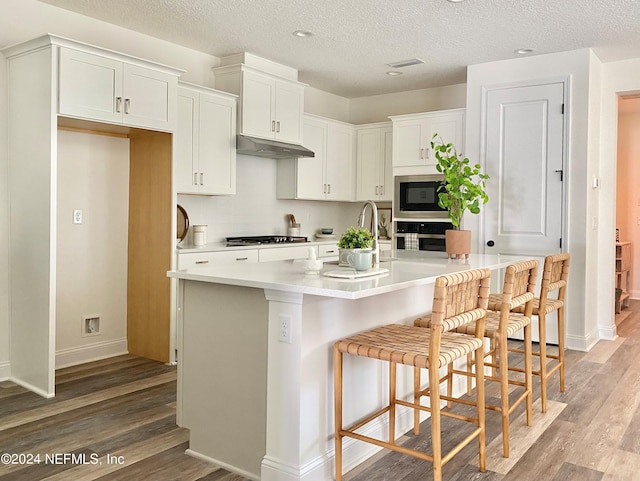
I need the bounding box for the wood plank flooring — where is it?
[2,302,640,480]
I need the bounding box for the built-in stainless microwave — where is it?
[393,175,447,219]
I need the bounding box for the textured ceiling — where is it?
[38,0,640,98]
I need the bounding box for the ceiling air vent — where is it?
[386,58,425,68]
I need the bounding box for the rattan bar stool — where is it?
[333,268,491,481]
[487,253,570,414]
[438,260,538,458]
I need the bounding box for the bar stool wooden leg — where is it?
[475,344,486,472]
[413,367,421,435]
[524,323,533,426]
[466,352,473,396]
[389,362,397,444]
[558,306,566,392]
[538,310,548,413]
[447,363,454,409]
[429,362,443,481]
[498,335,510,458]
[334,346,343,481]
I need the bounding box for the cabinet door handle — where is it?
[235,257,249,261]
[425,148,430,159]
[323,184,326,194]
[419,148,424,159]
[124,98,131,115]
[195,260,209,265]
[375,186,379,195]
[272,120,276,132]
[116,97,122,113]
[200,173,204,185]
[193,173,198,185]
[327,184,331,194]
[380,185,384,195]
[276,121,281,133]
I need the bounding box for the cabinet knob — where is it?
[486,240,495,247]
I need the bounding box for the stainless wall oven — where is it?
[393,174,447,219]
[395,221,453,252]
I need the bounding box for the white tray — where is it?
[323,267,389,279]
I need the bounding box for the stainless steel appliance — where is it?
[225,235,308,246]
[395,221,453,252]
[393,174,447,219]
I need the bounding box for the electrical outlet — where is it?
[279,315,292,343]
[81,314,101,337]
[73,209,82,224]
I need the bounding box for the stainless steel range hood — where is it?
[236,134,315,159]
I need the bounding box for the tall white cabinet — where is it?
[2,35,182,397]
[174,83,237,195]
[277,114,355,201]
[390,108,465,176]
[213,53,305,145]
[356,123,393,201]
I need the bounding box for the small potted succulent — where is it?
[432,134,489,258]
[337,226,374,267]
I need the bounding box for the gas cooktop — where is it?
[225,235,308,247]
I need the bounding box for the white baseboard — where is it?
[598,325,618,341]
[186,449,260,481]
[566,329,599,352]
[55,338,128,369]
[9,375,54,398]
[0,361,10,381]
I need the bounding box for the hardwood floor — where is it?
[2,302,639,481]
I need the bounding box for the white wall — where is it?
[600,58,640,334]
[177,154,363,244]
[466,49,599,350]
[348,83,467,124]
[304,87,351,123]
[616,101,640,297]
[0,49,8,379]
[55,130,129,367]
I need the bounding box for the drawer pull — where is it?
[325,250,335,254]
[195,260,209,265]
[236,257,249,261]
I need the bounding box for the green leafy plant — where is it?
[432,134,489,229]
[338,226,374,249]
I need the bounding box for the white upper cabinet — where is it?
[58,46,180,132]
[214,60,305,145]
[356,124,393,201]
[277,115,355,201]
[390,108,465,175]
[174,84,237,195]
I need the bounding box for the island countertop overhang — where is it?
[167,252,528,300]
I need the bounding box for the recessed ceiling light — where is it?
[514,48,535,55]
[386,71,403,76]
[292,30,314,38]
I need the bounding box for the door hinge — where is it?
[561,103,565,114]
[559,238,563,249]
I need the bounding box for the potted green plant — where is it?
[432,134,489,258]
[337,226,374,267]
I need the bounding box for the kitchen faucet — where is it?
[358,200,379,269]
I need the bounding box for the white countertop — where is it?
[168,251,529,300]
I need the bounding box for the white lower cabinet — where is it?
[178,249,258,269]
[175,83,237,195]
[318,243,339,260]
[259,245,316,262]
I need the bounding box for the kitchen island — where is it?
[168,252,527,481]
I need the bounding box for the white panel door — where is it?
[58,48,123,124]
[356,128,381,200]
[123,63,176,131]
[427,112,464,164]
[198,93,236,195]
[484,82,565,342]
[274,81,304,144]
[326,123,354,201]
[296,118,326,199]
[174,89,198,194]
[242,71,276,139]
[393,120,424,168]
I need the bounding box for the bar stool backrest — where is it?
[539,253,571,311]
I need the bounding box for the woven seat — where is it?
[334,268,491,481]
[486,253,570,413]
[447,260,538,458]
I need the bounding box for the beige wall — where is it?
[0,51,8,377]
[56,130,129,360]
[616,99,640,297]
